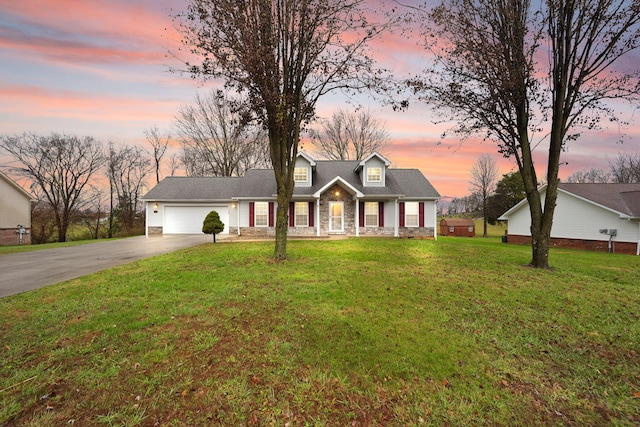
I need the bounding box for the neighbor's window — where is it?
[367,167,382,182]
[294,167,308,183]
[449,226,454,233]
[405,202,419,227]
[254,202,268,227]
[364,202,378,227]
[468,227,473,232]
[295,202,308,227]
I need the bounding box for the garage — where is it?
[164,205,229,234]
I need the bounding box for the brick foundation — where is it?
[506,234,639,255]
[0,228,32,246]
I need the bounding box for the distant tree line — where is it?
[567,153,640,184]
[0,133,152,243]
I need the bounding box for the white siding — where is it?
[0,176,31,228]
[293,157,312,188]
[362,157,386,187]
[423,200,437,229]
[506,190,639,243]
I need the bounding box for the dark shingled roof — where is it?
[141,176,243,201]
[558,183,640,218]
[142,160,441,201]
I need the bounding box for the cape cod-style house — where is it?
[142,152,441,239]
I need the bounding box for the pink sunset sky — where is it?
[1,0,638,198]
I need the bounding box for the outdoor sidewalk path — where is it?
[0,234,216,298]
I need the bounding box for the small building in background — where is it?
[0,170,34,246]
[440,218,475,237]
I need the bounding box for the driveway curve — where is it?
[0,234,216,298]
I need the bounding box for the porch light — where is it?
[153,203,158,213]
[335,190,340,197]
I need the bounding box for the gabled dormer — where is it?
[354,152,391,187]
[293,152,316,187]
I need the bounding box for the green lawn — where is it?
[1,238,638,426]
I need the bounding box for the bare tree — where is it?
[410,0,640,268]
[608,152,640,183]
[174,90,270,177]
[0,133,104,242]
[106,143,152,235]
[168,153,181,176]
[566,168,610,183]
[312,108,391,160]
[174,0,395,260]
[469,154,498,237]
[144,125,170,184]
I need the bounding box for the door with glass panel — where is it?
[329,201,344,232]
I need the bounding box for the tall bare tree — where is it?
[144,125,170,184]
[312,109,391,160]
[469,154,499,237]
[410,0,640,268]
[174,0,394,260]
[106,143,152,236]
[608,152,640,183]
[0,133,104,242]
[174,90,270,177]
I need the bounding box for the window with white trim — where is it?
[367,167,382,182]
[294,167,308,183]
[405,202,419,227]
[364,202,378,227]
[254,202,268,227]
[295,202,308,227]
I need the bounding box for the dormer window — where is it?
[367,167,382,183]
[294,167,309,183]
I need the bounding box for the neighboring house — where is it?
[142,152,441,238]
[440,218,475,237]
[0,170,34,246]
[499,183,640,255]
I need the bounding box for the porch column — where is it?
[433,202,438,241]
[355,198,360,237]
[394,199,399,237]
[237,201,241,236]
[316,197,321,237]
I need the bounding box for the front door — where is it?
[329,201,344,232]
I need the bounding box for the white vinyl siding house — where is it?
[499,183,640,255]
[0,170,34,245]
[142,152,441,239]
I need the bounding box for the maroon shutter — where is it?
[308,201,314,227]
[268,202,274,227]
[419,202,425,227]
[359,202,365,227]
[399,202,405,227]
[378,202,384,227]
[249,202,255,227]
[289,202,295,227]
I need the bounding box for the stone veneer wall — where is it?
[319,184,356,234]
[507,234,638,255]
[398,227,435,238]
[359,226,395,236]
[0,228,32,246]
[147,226,163,236]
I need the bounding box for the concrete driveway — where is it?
[0,234,218,298]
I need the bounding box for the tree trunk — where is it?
[274,200,289,261]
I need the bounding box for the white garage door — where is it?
[164,205,229,234]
